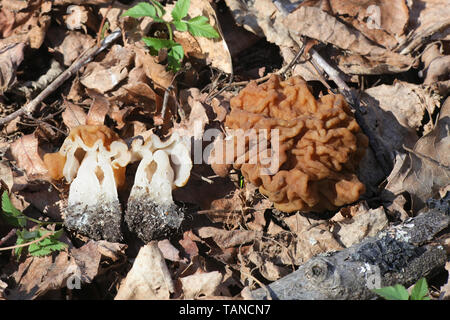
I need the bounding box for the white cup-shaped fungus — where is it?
[44,125,130,241]
[125,133,192,242]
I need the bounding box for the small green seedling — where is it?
[122,0,220,71]
[372,278,430,300]
[1,191,67,257]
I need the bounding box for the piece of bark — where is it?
[249,208,449,300]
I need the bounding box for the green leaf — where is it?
[1,191,26,228]
[172,0,190,21]
[410,278,429,300]
[14,231,26,257]
[373,284,410,300]
[186,16,220,38]
[122,2,157,19]
[142,37,178,52]
[28,229,67,257]
[149,0,166,17]
[167,44,184,71]
[173,20,188,32]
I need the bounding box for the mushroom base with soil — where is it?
[64,199,123,242]
[125,191,185,242]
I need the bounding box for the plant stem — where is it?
[166,22,173,41]
[0,231,54,252]
[18,214,63,226]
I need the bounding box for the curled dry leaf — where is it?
[115,242,174,300]
[328,0,409,49]
[52,30,96,66]
[180,271,223,299]
[0,161,14,191]
[383,96,450,213]
[158,239,187,263]
[64,5,97,32]
[401,0,450,55]
[134,47,174,90]
[10,132,49,179]
[285,6,414,74]
[5,241,101,300]
[80,45,134,94]
[175,88,210,140]
[0,42,25,95]
[224,0,294,47]
[360,81,440,162]
[331,203,388,248]
[0,1,51,49]
[196,226,260,249]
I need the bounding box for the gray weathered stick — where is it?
[0,29,122,126]
[249,208,449,300]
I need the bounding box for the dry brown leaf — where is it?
[86,93,110,125]
[328,0,409,49]
[80,45,134,93]
[62,101,87,129]
[158,239,187,263]
[64,5,97,32]
[10,133,49,179]
[0,42,25,95]
[0,8,15,38]
[285,5,414,74]
[331,203,388,248]
[175,88,210,141]
[54,0,110,4]
[0,161,14,191]
[115,242,174,300]
[196,227,260,249]
[383,96,450,213]
[179,230,200,259]
[95,240,127,262]
[360,81,440,163]
[174,0,232,74]
[5,241,101,300]
[401,0,450,54]
[180,271,223,299]
[51,30,96,66]
[224,0,294,47]
[424,55,450,85]
[134,46,174,89]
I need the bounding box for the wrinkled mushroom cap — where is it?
[210,75,368,213]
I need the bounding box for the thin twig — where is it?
[160,84,174,120]
[0,230,54,252]
[0,29,122,127]
[96,1,115,46]
[192,171,214,184]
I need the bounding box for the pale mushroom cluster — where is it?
[44,125,192,242]
[126,133,192,241]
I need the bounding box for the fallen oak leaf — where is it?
[10,132,49,179]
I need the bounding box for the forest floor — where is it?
[0,0,449,300]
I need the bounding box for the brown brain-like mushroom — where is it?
[210,75,368,213]
[43,125,130,242]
